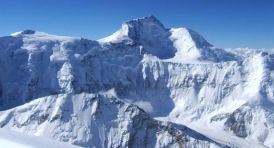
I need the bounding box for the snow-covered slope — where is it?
[0,91,225,148]
[0,128,80,148]
[0,16,274,147]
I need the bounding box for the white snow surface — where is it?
[0,128,80,148]
[0,16,274,147]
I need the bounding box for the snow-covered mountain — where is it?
[0,16,273,147]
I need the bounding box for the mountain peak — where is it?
[99,16,220,60]
[21,29,36,35]
[99,16,167,43]
[123,16,166,37]
[10,29,36,36]
[169,27,237,61]
[124,15,165,29]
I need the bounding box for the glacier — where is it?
[0,16,273,147]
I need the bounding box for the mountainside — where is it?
[0,16,273,148]
[0,91,225,148]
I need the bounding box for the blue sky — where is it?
[0,0,273,48]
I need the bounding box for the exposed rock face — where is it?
[224,106,252,138]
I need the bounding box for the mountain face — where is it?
[0,16,273,148]
[0,91,225,148]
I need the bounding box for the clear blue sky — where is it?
[0,0,273,48]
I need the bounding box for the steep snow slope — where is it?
[0,16,274,147]
[0,91,225,148]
